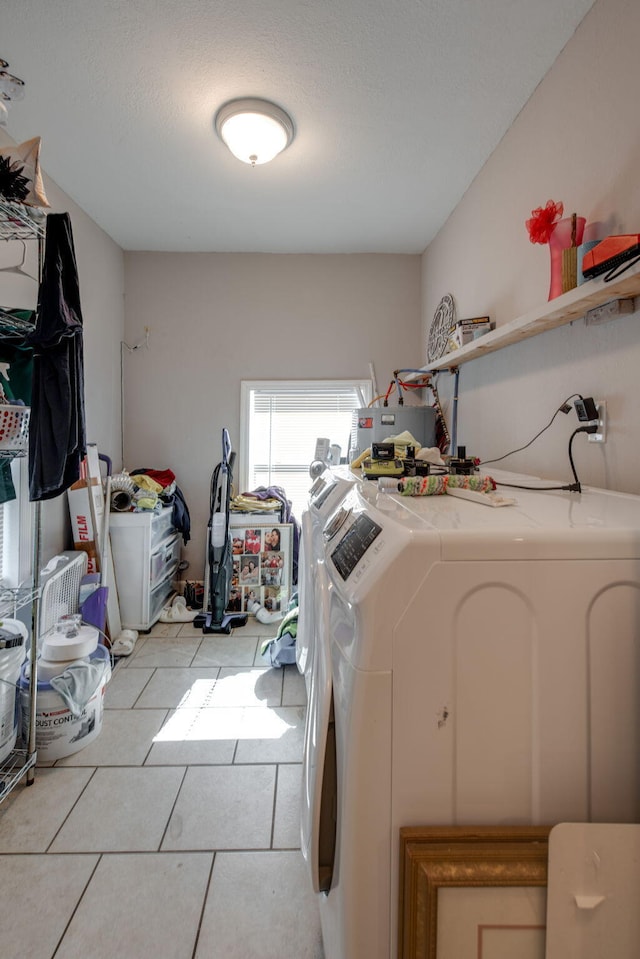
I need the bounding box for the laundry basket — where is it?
[0,405,30,453]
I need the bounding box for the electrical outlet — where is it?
[587,400,607,443]
[584,298,635,326]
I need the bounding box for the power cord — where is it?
[480,394,583,467]
[567,425,598,493]
[494,424,598,494]
[495,480,579,492]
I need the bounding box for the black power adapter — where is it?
[574,397,598,422]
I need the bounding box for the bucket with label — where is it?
[19,642,111,761]
[0,619,28,763]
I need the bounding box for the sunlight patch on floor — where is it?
[154,703,295,743]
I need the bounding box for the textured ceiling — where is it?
[3,0,595,253]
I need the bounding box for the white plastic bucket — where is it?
[19,643,111,761]
[0,619,28,763]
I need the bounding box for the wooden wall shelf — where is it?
[423,260,640,372]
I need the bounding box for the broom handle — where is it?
[101,475,112,579]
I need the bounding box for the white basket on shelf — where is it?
[0,406,30,452]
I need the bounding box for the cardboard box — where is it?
[68,479,102,574]
[73,542,99,575]
[68,478,101,544]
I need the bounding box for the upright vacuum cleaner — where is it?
[199,428,248,634]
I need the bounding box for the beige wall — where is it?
[7,0,635,575]
[123,252,421,571]
[422,0,640,493]
[0,129,125,560]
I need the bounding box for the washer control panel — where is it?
[330,513,382,581]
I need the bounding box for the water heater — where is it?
[351,406,437,457]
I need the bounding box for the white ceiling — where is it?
[3,0,595,254]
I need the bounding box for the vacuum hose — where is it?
[111,489,133,512]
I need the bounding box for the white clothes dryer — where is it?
[301,473,640,959]
[308,468,358,524]
[296,469,358,686]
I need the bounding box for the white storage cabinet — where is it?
[109,508,180,630]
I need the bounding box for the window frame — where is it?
[0,457,33,591]
[239,378,372,504]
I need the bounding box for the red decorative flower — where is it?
[525,200,564,244]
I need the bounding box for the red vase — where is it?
[548,216,586,300]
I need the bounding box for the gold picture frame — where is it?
[399,825,550,959]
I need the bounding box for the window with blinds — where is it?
[240,380,371,518]
[0,459,32,590]
[0,502,4,583]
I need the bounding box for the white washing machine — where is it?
[301,473,640,959]
[296,468,358,687]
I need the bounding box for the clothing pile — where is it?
[260,593,299,668]
[111,467,191,545]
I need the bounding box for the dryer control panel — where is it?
[309,475,327,499]
[310,477,333,508]
[330,514,382,580]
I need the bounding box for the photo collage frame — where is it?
[227,522,293,615]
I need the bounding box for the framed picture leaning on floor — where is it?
[227,522,293,615]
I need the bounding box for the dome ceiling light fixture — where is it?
[215,97,294,167]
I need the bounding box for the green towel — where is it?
[260,605,298,658]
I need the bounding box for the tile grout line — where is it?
[44,766,100,853]
[269,670,285,849]
[130,665,157,708]
[191,849,216,959]
[141,708,170,765]
[186,630,204,666]
[50,851,103,958]
[270,764,279,849]
[157,764,189,851]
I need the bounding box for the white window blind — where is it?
[0,502,4,583]
[241,380,371,518]
[0,459,32,591]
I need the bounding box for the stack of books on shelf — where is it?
[447,315,493,352]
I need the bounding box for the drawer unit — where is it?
[109,508,180,630]
[150,533,181,588]
[149,507,176,549]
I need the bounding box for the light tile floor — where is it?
[0,618,324,959]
